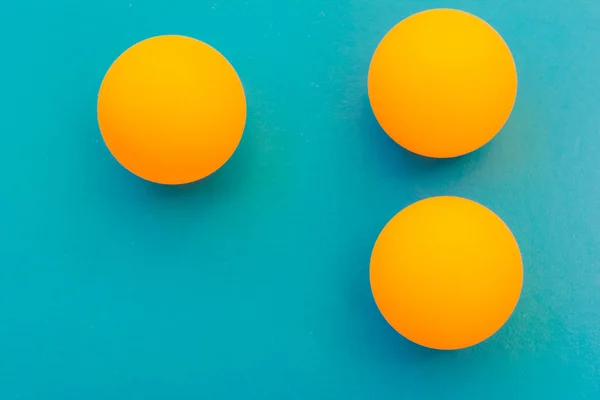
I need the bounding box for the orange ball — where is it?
[368,9,517,158]
[97,35,246,184]
[370,196,523,350]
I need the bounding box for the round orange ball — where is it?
[97,35,246,184]
[368,9,517,158]
[370,196,523,350]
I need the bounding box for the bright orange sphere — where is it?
[368,9,517,158]
[97,35,246,184]
[370,196,523,350]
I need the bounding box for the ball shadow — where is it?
[344,239,462,367]
[359,95,491,182]
[138,150,245,202]
[346,257,499,378]
[123,106,265,216]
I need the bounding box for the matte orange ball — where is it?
[370,196,523,350]
[368,9,517,158]
[97,35,246,184]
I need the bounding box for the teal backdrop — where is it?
[1,0,599,398]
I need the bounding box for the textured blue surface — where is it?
[1,0,600,398]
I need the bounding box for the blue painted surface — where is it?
[1,0,600,398]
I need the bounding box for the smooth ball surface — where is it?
[370,196,523,350]
[368,9,517,158]
[97,35,246,184]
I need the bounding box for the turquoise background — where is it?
[1,0,599,398]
